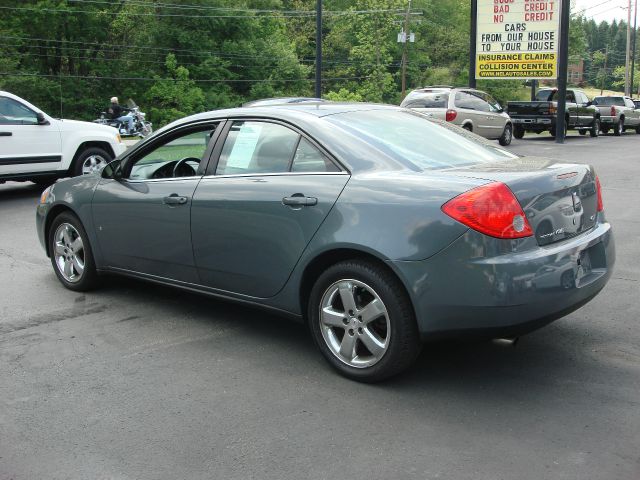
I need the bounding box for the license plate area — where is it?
[575,243,606,288]
[575,249,592,282]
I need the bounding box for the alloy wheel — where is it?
[319,279,390,368]
[81,154,108,175]
[53,223,85,283]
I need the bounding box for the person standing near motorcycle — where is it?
[107,97,134,134]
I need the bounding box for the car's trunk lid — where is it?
[444,157,599,246]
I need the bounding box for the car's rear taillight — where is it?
[610,106,616,117]
[441,182,533,239]
[445,109,457,122]
[596,176,604,212]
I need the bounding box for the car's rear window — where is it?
[327,110,516,170]
[535,90,555,101]
[400,91,449,109]
[592,97,625,106]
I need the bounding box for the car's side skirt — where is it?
[98,266,303,321]
[0,155,62,165]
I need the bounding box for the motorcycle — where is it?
[94,99,153,138]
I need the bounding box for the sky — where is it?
[574,0,639,24]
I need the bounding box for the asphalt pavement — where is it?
[1,131,639,480]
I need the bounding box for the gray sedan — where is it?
[36,103,615,382]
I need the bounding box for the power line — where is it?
[68,0,319,13]
[0,5,405,19]
[0,49,419,70]
[0,36,417,67]
[0,72,375,83]
[67,0,405,15]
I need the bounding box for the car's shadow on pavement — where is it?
[98,274,602,396]
[0,182,43,200]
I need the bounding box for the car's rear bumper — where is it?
[599,116,618,126]
[391,220,615,339]
[510,116,555,129]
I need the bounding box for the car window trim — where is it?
[201,171,349,180]
[286,135,303,172]
[205,117,347,176]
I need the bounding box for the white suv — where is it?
[0,91,126,186]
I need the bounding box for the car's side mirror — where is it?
[586,101,593,106]
[102,159,123,180]
[36,112,49,125]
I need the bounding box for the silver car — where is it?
[401,86,513,145]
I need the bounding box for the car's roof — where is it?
[135,103,410,174]
[409,86,486,93]
[168,102,403,127]
[242,97,325,107]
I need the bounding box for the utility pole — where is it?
[601,46,608,96]
[530,79,537,101]
[400,0,412,98]
[632,0,638,97]
[556,0,570,144]
[469,0,478,89]
[315,0,322,98]
[625,0,632,96]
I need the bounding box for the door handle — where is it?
[163,194,188,205]
[282,195,317,207]
[0,132,12,137]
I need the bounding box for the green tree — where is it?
[145,54,205,126]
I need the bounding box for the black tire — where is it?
[590,117,600,137]
[48,211,99,292]
[308,260,422,382]
[579,130,586,135]
[614,117,623,136]
[636,125,640,134]
[513,125,525,139]
[498,123,513,146]
[462,123,473,132]
[73,147,113,177]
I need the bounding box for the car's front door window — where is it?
[127,126,217,180]
[0,97,38,125]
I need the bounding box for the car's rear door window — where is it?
[216,121,299,175]
[215,121,341,175]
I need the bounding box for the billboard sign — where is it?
[476,0,561,79]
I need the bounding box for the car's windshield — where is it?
[327,110,517,170]
[592,97,625,106]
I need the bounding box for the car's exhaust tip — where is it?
[492,337,519,347]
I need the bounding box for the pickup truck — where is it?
[592,95,640,135]
[507,88,600,139]
[1,91,126,186]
